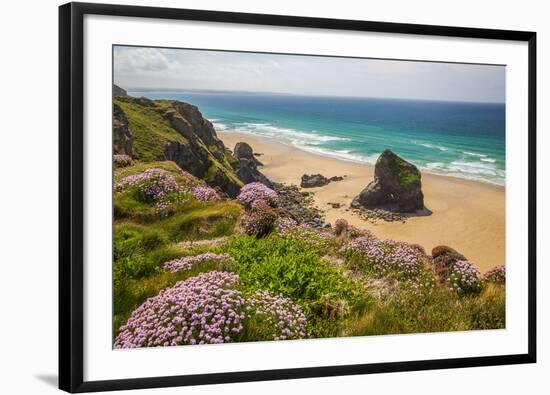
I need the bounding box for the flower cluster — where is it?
[178,170,202,191]
[333,218,348,236]
[383,240,425,278]
[483,265,505,284]
[191,185,220,202]
[115,168,181,201]
[404,271,436,296]
[341,234,424,278]
[346,225,372,239]
[241,200,277,237]
[449,260,482,295]
[114,272,246,348]
[283,225,332,249]
[113,154,133,168]
[247,290,307,340]
[163,253,233,273]
[276,217,298,235]
[237,182,279,208]
[114,271,308,348]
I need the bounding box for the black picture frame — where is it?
[59,2,537,393]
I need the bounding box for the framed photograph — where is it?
[59,2,537,393]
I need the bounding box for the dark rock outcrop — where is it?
[114,96,243,197]
[431,245,467,283]
[231,142,272,187]
[300,174,345,188]
[234,142,263,166]
[113,103,133,156]
[301,174,330,188]
[351,149,424,212]
[329,176,344,182]
[113,84,127,97]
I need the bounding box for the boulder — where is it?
[329,176,344,182]
[301,174,330,188]
[234,142,263,166]
[351,149,424,212]
[431,245,467,283]
[232,142,273,188]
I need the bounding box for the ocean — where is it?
[128,91,506,186]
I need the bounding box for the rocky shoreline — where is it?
[272,183,327,228]
[351,207,407,223]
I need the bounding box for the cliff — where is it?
[113,84,128,97]
[113,96,244,196]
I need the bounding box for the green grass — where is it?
[221,235,373,338]
[113,198,241,284]
[152,202,242,241]
[199,144,243,187]
[344,280,505,336]
[115,99,188,161]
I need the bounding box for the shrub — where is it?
[241,200,277,237]
[163,253,233,273]
[237,182,278,208]
[334,218,348,236]
[114,271,308,348]
[341,235,424,279]
[449,260,482,295]
[115,168,181,201]
[114,167,187,216]
[114,272,246,347]
[282,225,332,250]
[466,283,505,329]
[114,161,199,188]
[191,185,221,202]
[275,217,298,235]
[114,154,133,168]
[244,291,307,341]
[483,265,505,284]
[346,225,371,239]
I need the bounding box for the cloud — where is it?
[113,46,505,103]
[115,47,172,73]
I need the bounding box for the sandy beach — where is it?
[219,131,505,272]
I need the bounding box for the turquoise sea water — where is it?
[129,91,506,186]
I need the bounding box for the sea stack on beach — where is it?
[232,142,273,187]
[351,149,424,212]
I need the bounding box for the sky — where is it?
[114,46,505,103]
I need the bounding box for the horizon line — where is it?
[120,87,505,105]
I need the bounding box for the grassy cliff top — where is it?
[115,98,188,161]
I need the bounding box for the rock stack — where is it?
[351,149,424,212]
[232,142,273,188]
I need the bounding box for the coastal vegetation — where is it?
[112,91,505,348]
